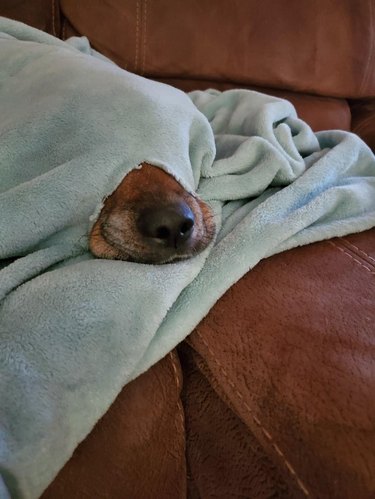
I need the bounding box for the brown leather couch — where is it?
[2,1,375,498]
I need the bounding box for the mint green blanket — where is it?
[1,18,375,499]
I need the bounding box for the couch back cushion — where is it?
[61,0,375,99]
[0,0,59,36]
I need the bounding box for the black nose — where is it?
[137,202,195,248]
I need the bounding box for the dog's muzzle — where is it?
[89,164,215,264]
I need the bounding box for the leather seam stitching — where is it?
[194,330,310,497]
[329,240,375,274]
[51,0,57,37]
[134,0,140,72]
[360,0,374,95]
[142,0,148,75]
[339,237,375,264]
[169,351,185,435]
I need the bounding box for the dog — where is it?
[89,163,216,264]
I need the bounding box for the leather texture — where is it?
[350,98,375,151]
[60,0,375,99]
[0,0,60,36]
[180,344,296,498]
[186,229,375,499]
[41,352,186,499]
[1,1,375,498]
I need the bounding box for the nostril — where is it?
[155,226,170,240]
[180,219,193,235]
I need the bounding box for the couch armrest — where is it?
[350,98,375,151]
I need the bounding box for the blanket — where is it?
[1,18,375,499]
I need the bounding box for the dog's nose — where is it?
[138,202,195,248]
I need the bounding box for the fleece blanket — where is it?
[1,18,375,499]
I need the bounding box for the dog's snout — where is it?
[90,164,215,263]
[138,202,195,248]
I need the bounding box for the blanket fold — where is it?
[1,18,375,499]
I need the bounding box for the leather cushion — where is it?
[41,352,186,499]
[61,0,375,98]
[187,229,375,498]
